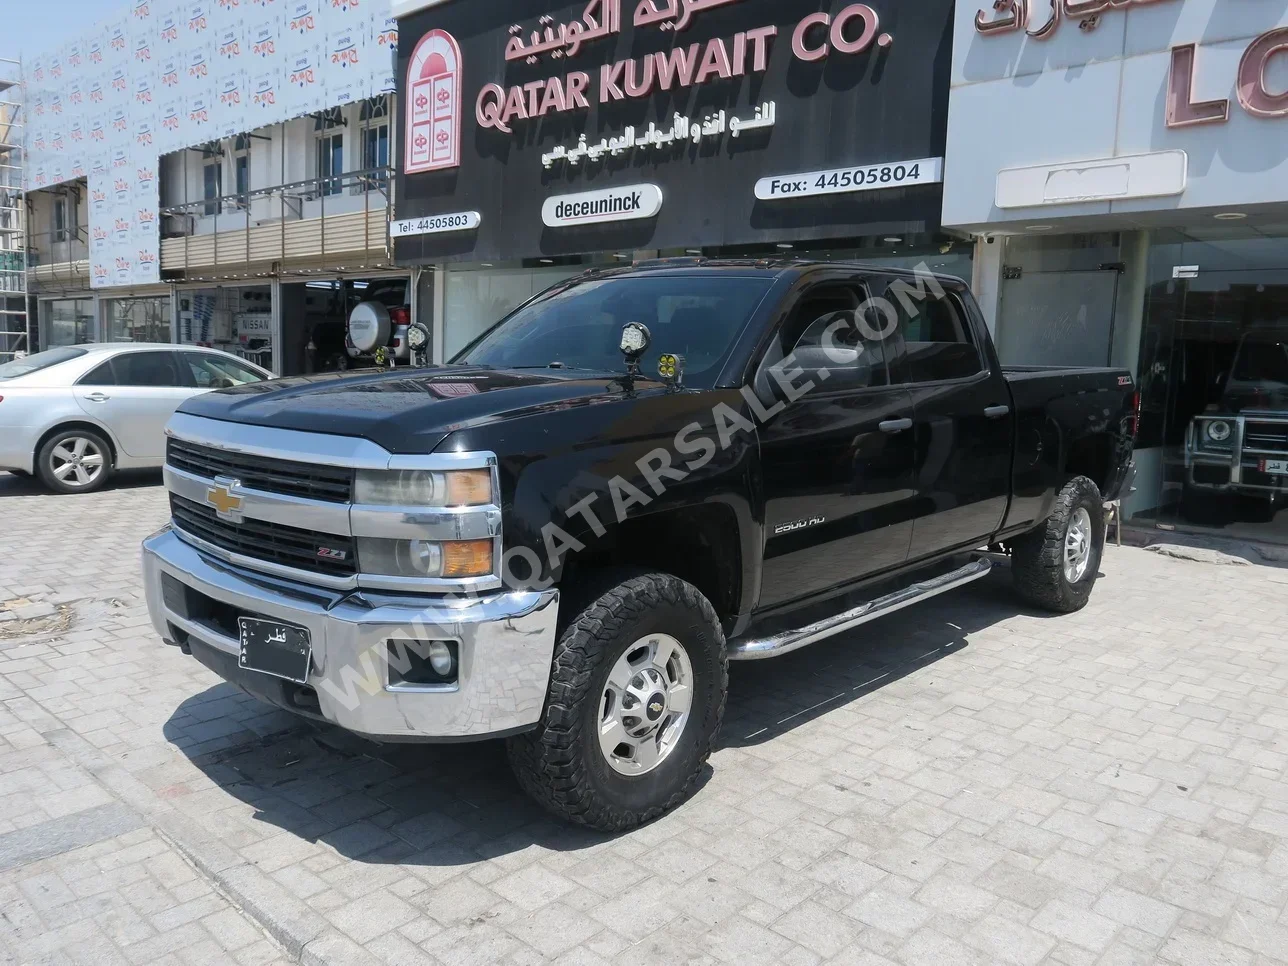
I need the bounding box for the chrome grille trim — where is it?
[162,413,504,593]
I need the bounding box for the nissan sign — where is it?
[541,184,664,228]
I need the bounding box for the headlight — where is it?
[357,537,493,579]
[354,468,493,507]
[1206,420,1232,443]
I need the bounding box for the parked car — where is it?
[0,343,270,494]
[1185,325,1288,522]
[142,260,1137,830]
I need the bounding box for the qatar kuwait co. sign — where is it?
[541,184,665,228]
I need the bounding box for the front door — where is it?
[757,279,918,609]
[880,279,1014,562]
[75,350,197,461]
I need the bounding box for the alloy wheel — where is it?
[598,634,695,776]
[49,437,105,489]
[1064,506,1093,584]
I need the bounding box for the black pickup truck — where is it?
[142,259,1137,831]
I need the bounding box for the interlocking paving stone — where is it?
[3,470,1288,964]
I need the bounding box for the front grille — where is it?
[1245,421,1288,454]
[170,494,357,577]
[167,439,354,503]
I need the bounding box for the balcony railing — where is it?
[22,226,90,293]
[159,167,393,277]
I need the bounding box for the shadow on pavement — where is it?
[163,569,1046,863]
[0,469,163,497]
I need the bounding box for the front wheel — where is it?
[1011,476,1105,613]
[507,571,727,832]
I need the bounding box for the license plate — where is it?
[238,618,312,685]
[1260,459,1288,475]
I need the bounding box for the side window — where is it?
[785,284,890,390]
[78,360,118,386]
[113,351,185,388]
[890,285,982,383]
[186,353,265,389]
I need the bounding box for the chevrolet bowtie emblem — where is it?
[206,479,244,517]
[649,702,664,715]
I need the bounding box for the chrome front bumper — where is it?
[143,527,559,742]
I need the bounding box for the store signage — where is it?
[405,29,463,174]
[1167,27,1288,126]
[474,2,891,134]
[756,157,943,200]
[541,184,664,227]
[391,211,482,237]
[541,102,776,169]
[396,0,952,261]
[973,0,1177,40]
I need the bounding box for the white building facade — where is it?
[944,0,1288,543]
[24,0,410,375]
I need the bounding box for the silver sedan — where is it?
[0,343,271,494]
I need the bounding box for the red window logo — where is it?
[406,29,462,174]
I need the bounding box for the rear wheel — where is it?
[507,571,727,832]
[36,429,113,495]
[1011,476,1104,613]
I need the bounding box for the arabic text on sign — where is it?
[974,0,1179,41]
[541,102,777,169]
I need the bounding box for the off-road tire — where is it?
[506,570,727,832]
[1011,476,1104,613]
[36,428,113,495]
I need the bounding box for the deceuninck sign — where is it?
[541,184,665,228]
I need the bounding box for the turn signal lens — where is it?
[441,539,494,579]
[444,469,493,507]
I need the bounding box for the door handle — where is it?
[84,392,111,403]
[879,418,913,434]
[984,405,1011,419]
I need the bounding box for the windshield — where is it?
[0,347,88,381]
[1231,336,1288,386]
[455,275,774,388]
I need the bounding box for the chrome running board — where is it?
[728,559,993,661]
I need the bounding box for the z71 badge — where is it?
[774,516,825,536]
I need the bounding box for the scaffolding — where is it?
[0,57,27,362]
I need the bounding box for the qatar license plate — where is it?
[1260,459,1288,475]
[238,618,312,684]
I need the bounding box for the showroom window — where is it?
[107,297,171,343]
[1127,229,1288,543]
[44,298,95,346]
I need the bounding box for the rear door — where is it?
[182,351,269,390]
[880,277,1014,562]
[75,350,196,461]
[757,275,918,609]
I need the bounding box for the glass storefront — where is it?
[43,298,96,347]
[106,297,171,343]
[993,233,1127,368]
[1128,229,1288,544]
[443,234,971,361]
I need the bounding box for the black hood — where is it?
[178,366,658,453]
